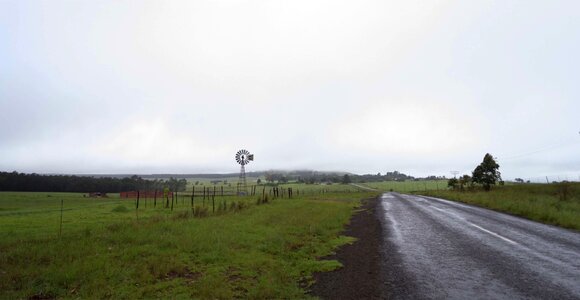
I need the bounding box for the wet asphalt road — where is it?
[380,193,580,300]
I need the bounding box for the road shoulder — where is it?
[309,196,387,299]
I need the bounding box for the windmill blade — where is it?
[235,149,251,165]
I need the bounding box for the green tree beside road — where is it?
[472,153,502,191]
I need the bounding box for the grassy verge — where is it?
[416,183,580,231]
[0,191,377,299]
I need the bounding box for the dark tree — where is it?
[447,178,458,190]
[472,153,501,191]
[341,174,352,184]
[265,173,275,183]
[459,174,472,191]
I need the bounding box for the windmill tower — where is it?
[235,149,254,196]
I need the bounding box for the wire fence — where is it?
[0,184,368,241]
[506,174,580,184]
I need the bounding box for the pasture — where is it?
[355,180,448,193]
[0,186,378,299]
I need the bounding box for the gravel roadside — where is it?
[309,196,389,299]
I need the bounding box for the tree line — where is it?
[263,170,421,184]
[0,172,187,193]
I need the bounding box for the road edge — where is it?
[308,196,388,299]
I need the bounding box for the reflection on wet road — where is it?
[381,193,580,299]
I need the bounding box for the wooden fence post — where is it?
[212,186,216,213]
[59,199,63,237]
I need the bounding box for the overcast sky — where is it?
[1,1,579,180]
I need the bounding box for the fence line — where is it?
[507,174,580,184]
[0,184,366,240]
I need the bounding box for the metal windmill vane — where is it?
[235,149,254,195]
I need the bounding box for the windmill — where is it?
[235,149,254,195]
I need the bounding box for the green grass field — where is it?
[0,187,378,299]
[416,183,580,230]
[355,180,448,193]
[184,180,362,194]
[184,177,261,189]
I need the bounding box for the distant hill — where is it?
[64,170,352,179]
[36,170,427,183]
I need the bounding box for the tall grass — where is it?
[417,183,580,230]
